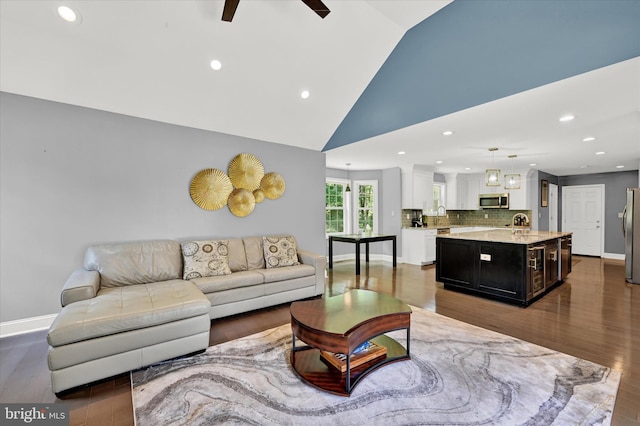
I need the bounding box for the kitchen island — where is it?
[436,229,572,306]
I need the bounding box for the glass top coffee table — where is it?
[290,289,412,396]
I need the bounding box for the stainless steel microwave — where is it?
[478,193,509,209]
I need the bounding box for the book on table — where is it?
[320,341,387,373]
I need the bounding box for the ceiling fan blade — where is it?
[222,0,240,22]
[301,0,330,18]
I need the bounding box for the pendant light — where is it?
[485,148,500,186]
[345,163,351,192]
[504,154,521,189]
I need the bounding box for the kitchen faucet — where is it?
[437,205,446,226]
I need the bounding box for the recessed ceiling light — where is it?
[529,163,537,167]
[442,130,454,136]
[580,165,590,168]
[436,160,443,164]
[582,136,596,142]
[397,151,406,155]
[57,5,79,22]
[209,59,222,71]
[300,90,310,99]
[595,151,606,155]
[616,165,625,169]
[464,167,472,171]
[559,114,575,122]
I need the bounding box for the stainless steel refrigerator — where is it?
[624,188,640,284]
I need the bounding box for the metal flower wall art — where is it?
[189,153,285,217]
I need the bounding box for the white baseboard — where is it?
[603,253,625,260]
[0,314,56,338]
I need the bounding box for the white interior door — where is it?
[562,185,604,256]
[549,183,558,232]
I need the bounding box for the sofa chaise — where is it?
[47,235,326,395]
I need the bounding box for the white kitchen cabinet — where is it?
[401,166,434,210]
[465,173,484,210]
[504,169,531,210]
[445,173,468,210]
[402,229,436,265]
[425,231,436,263]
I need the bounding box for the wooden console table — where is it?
[328,233,397,275]
[290,289,411,396]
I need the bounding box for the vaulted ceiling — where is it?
[1,1,639,176]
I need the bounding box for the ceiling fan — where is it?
[222,0,330,22]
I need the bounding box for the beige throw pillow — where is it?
[263,236,300,269]
[182,240,232,279]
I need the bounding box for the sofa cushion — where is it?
[48,315,209,371]
[263,236,300,268]
[258,264,315,283]
[227,238,248,272]
[243,237,265,270]
[181,240,232,279]
[47,280,210,347]
[190,270,264,293]
[84,240,182,288]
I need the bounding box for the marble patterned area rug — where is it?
[131,307,620,425]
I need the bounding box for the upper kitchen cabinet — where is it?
[504,169,533,210]
[445,173,470,210]
[445,170,532,210]
[445,173,482,210]
[401,165,434,210]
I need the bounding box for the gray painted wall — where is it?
[381,168,403,257]
[558,170,637,255]
[536,171,560,231]
[0,92,327,323]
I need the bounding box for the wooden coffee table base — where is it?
[291,333,410,396]
[289,290,412,396]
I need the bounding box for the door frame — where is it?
[561,184,605,257]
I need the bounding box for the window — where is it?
[326,178,378,235]
[433,182,446,211]
[325,180,348,234]
[354,181,378,233]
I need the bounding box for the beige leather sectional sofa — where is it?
[47,236,326,395]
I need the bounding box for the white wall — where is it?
[0,93,327,323]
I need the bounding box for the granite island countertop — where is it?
[437,229,571,244]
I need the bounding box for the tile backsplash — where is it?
[401,209,532,228]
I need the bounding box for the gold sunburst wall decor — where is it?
[228,153,264,191]
[227,188,256,217]
[189,153,285,217]
[260,172,285,200]
[189,168,233,210]
[253,189,265,203]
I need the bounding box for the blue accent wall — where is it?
[324,0,640,151]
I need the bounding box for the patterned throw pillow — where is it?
[181,240,232,279]
[263,236,300,269]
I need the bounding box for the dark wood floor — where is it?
[1,256,639,425]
